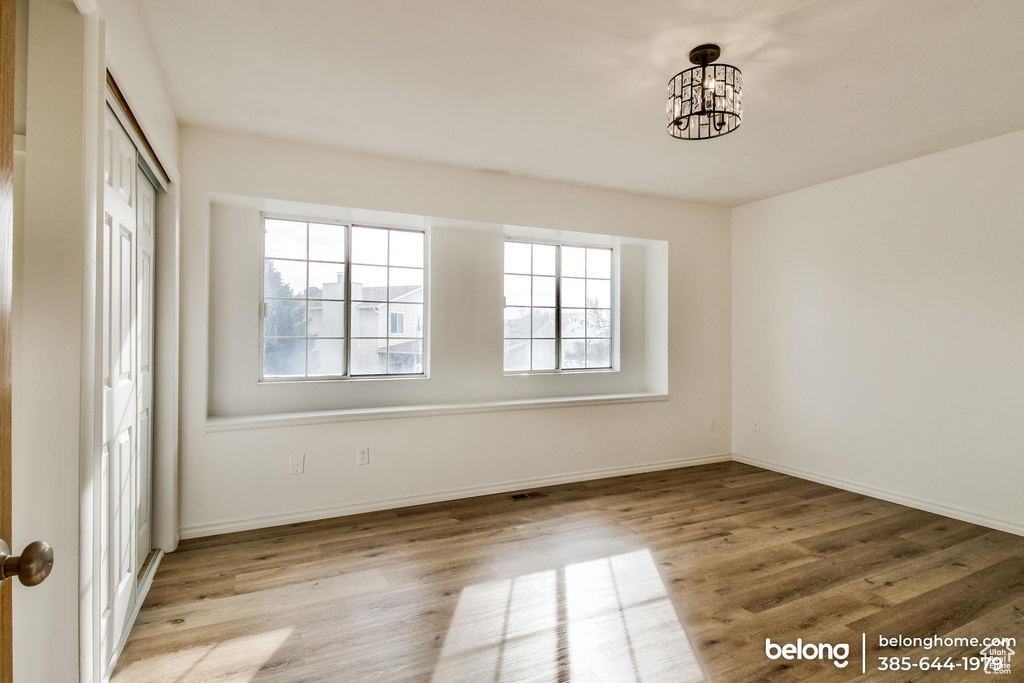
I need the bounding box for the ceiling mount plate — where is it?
[688,44,722,66]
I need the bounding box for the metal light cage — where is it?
[667,45,743,140]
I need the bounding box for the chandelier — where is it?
[667,44,742,140]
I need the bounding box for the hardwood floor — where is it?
[112,462,1024,682]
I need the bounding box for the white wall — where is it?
[13,1,180,681]
[208,202,656,416]
[732,129,1024,534]
[16,4,95,681]
[95,0,178,172]
[180,125,732,536]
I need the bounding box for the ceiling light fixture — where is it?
[667,44,742,140]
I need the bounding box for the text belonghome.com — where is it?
[879,635,1017,650]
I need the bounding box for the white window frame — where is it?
[503,239,615,375]
[258,213,428,382]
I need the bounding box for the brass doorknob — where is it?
[0,540,54,587]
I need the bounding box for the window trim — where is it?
[258,213,428,382]
[503,238,615,375]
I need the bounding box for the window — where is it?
[503,241,613,372]
[390,312,405,335]
[559,245,612,369]
[261,216,425,379]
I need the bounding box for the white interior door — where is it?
[101,105,139,666]
[135,166,156,570]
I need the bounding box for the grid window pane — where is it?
[532,244,556,275]
[587,309,611,338]
[389,230,424,268]
[561,339,586,369]
[587,248,612,279]
[265,259,306,299]
[389,267,424,302]
[308,223,346,262]
[263,338,305,377]
[504,307,531,338]
[310,300,346,337]
[561,278,585,308]
[587,339,611,368]
[532,308,556,338]
[587,279,611,308]
[562,308,586,338]
[264,299,306,337]
[504,274,531,306]
[388,339,423,374]
[264,219,306,260]
[308,338,346,376]
[351,226,389,265]
[532,276,556,307]
[389,303,423,338]
[350,301,385,337]
[562,246,586,277]
[504,340,530,372]
[532,340,556,370]
[504,242,531,275]
[351,265,388,301]
[308,262,346,299]
[350,339,388,375]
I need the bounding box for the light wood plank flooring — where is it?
[112,462,1024,682]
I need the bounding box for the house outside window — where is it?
[390,311,405,335]
[261,215,426,379]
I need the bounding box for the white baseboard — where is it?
[732,453,1024,537]
[179,452,732,539]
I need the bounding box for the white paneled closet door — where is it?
[101,104,158,670]
[135,166,155,572]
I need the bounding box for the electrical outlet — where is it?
[709,418,717,430]
[289,453,305,474]
[752,421,760,433]
[358,447,370,466]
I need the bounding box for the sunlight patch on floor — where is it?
[432,549,705,682]
[113,627,297,683]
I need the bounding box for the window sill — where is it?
[504,367,618,377]
[258,373,428,384]
[205,392,669,432]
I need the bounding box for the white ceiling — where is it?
[137,0,1024,206]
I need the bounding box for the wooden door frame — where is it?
[1,0,16,680]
